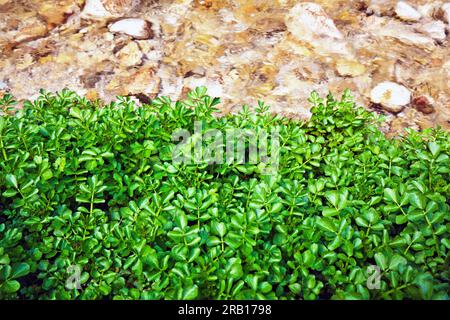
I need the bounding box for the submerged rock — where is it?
[286,2,343,41]
[417,2,442,18]
[14,18,48,43]
[336,59,366,77]
[412,95,435,114]
[369,19,436,50]
[0,0,449,135]
[285,2,350,55]
[108,18,153,39]
[81,0,137,20]
[440,3,450,25]
[103,0,138,15]
[395,1,422,22]
[370,82,411,113]
[416,21,447,41]
[116,41,143,67]
[81,0,113,20]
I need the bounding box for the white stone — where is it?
[108,18,152,40]
[104,32,114,41]
[417,2,440,18]
[81,0,113,20]
[370,82,411,113]
[441,3,450,24]
[395,1,422,22]
[416,21,447,41]
[286,2,344,42]
[372,20,436,51]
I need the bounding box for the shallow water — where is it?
[0,0,448,135]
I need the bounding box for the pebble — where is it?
[412,95,435,114]
[370,82,411,113]
[416,21,447,41]
[395,2,422,22]
[286,2,344,42]
[336,60,366,77]
[116,41,143,67]
[108,18,153,40]
[440,3,450,24]
[81,0,113,20]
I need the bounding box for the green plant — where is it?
[0,88,448,300]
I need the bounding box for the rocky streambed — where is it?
[0,0,449,135]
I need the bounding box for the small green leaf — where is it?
[409,193,425,209]
[6,174,18,189]
[428,142,440,157]
[11,263,30,279]
[384,188,398,203]
[389,254,407,270]
[2,280,20,293]
[374,252,388,270]
[395,215,408,225]
[316,217,337,233]
[182,285,198,300]
[325,191,339,208]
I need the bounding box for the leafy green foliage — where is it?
[0,88,448,300]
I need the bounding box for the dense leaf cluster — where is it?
[0,88,448,299]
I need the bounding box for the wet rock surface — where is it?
[0,0,448,135]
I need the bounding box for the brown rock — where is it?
[412,95,435,114]
[106,66,160,96]
[14,20,48,43]
[102,0,139,15]
[116,41,143,67]
[38,2,76,26]
[336,59,366,77]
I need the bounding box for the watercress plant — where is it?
[0,88,448,299]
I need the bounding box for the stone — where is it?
[15,22,48,43]
[370,82,411,113]
[371,20,436,51]
[286,3,343,42]
[336,59,366,77]
[395,2,422,22]
[81,0,113,20]
[38,2,75,26]
[285,3,352,56]
[417,2,442,18]
[16,54,35,70]
[412,95,435,114]
[81,1,138,20]
[106,66,160,96]
[415,21,447,41]
[116,41,143,67]
[440,3,450,24]
[108,18,153,39]
[103,0,138,15]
